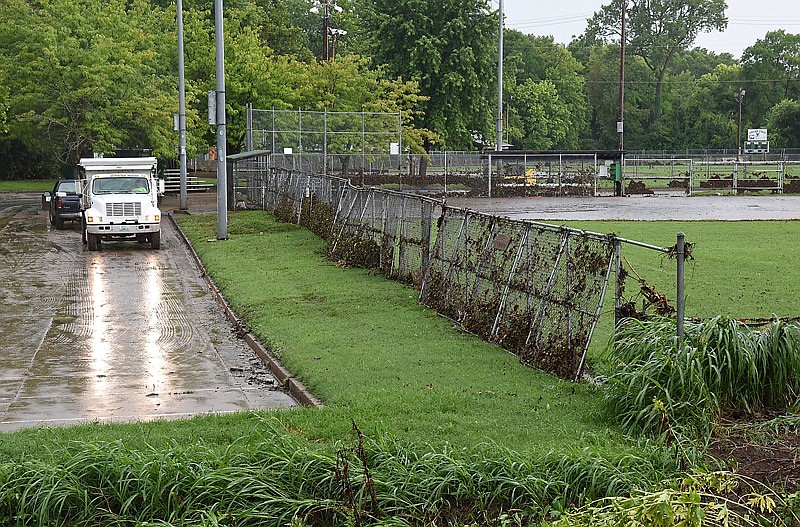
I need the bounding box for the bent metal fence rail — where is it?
[234,165,682,381]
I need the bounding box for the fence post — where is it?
[614,238,622,327]
[488,153,493,198]
[676,232,685,342]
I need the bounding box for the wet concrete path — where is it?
[0,193,295,432]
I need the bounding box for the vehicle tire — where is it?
[49,210,56,226]
[150,231,161,250]
[81,217,87,244]
[54,216,64,230]
[87,232,100,251]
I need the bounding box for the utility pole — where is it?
[214,0,228,239]
[322,0,329,61]
[616,0,626,197]
[311,1,342,62]
[496,0,504,153]
[177,0,188,210]
[735,89,746,161]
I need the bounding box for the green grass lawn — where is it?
[0,179,55,192]
[173,212,800,447]
[175,212,625,455]
[565,220,800,367]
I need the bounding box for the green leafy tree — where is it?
[585,0,727,129]
[0,67,8,134]
[654,64,740,149]
[584,44,652,149]
[767,99,800,147]
[361,0,497,150]
[740,30,800,130]
[0,0,175,171]
[503,31,589,149]
[669,47,735,78]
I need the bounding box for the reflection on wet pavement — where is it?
[0,193,295,431]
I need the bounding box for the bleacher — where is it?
[162,168,214,193]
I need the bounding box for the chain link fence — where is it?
[419,208,614,378]
[232,161,639,380]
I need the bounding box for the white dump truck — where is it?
[78,157,164,251]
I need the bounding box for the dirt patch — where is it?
[709,414,800,489]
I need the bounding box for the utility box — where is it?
[607,162,622,182]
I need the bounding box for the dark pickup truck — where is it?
[42,179,83,229]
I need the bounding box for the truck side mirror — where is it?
[158,179,165,195]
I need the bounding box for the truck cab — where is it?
[79,157,164,251]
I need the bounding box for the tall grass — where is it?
[0,418,681,526]
[604,316,800,439]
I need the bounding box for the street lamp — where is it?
[735,88,746,160]
[310,0,343,62]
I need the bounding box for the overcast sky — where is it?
[499,0,800,58]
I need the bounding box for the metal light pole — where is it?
[496,0,504,153]
[735,89,746,160]
[177,0,188,210]
[214,0,228,239]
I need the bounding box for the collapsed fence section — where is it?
[233,162,684,381]
[419,209,614,379]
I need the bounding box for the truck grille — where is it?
[106,202,142,217]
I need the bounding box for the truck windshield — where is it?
[93,177,150,195]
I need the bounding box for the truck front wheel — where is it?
[87,232,100,251]
[150,231,161,250]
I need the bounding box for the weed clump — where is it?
[604,316,800,440]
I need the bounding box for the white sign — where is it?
[747,129,767,141]
[390,142,400,155]
[208,91,216,125]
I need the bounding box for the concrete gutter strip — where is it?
[167,213,323,408]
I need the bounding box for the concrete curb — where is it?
[167,213,323,408]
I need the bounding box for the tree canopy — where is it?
[0,0,798,179]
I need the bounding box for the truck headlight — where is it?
[145,215,160,222]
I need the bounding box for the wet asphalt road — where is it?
[0,193,295,432]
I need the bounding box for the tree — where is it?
[740,31,800,129]
[361,0,497,150]
[503,31,589,149]
[767,99,800,147]
[0,67,8,134]
[0,0,176,171]
[654,64,740,149]
[584,44,652,150]
[585,0,727,127]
